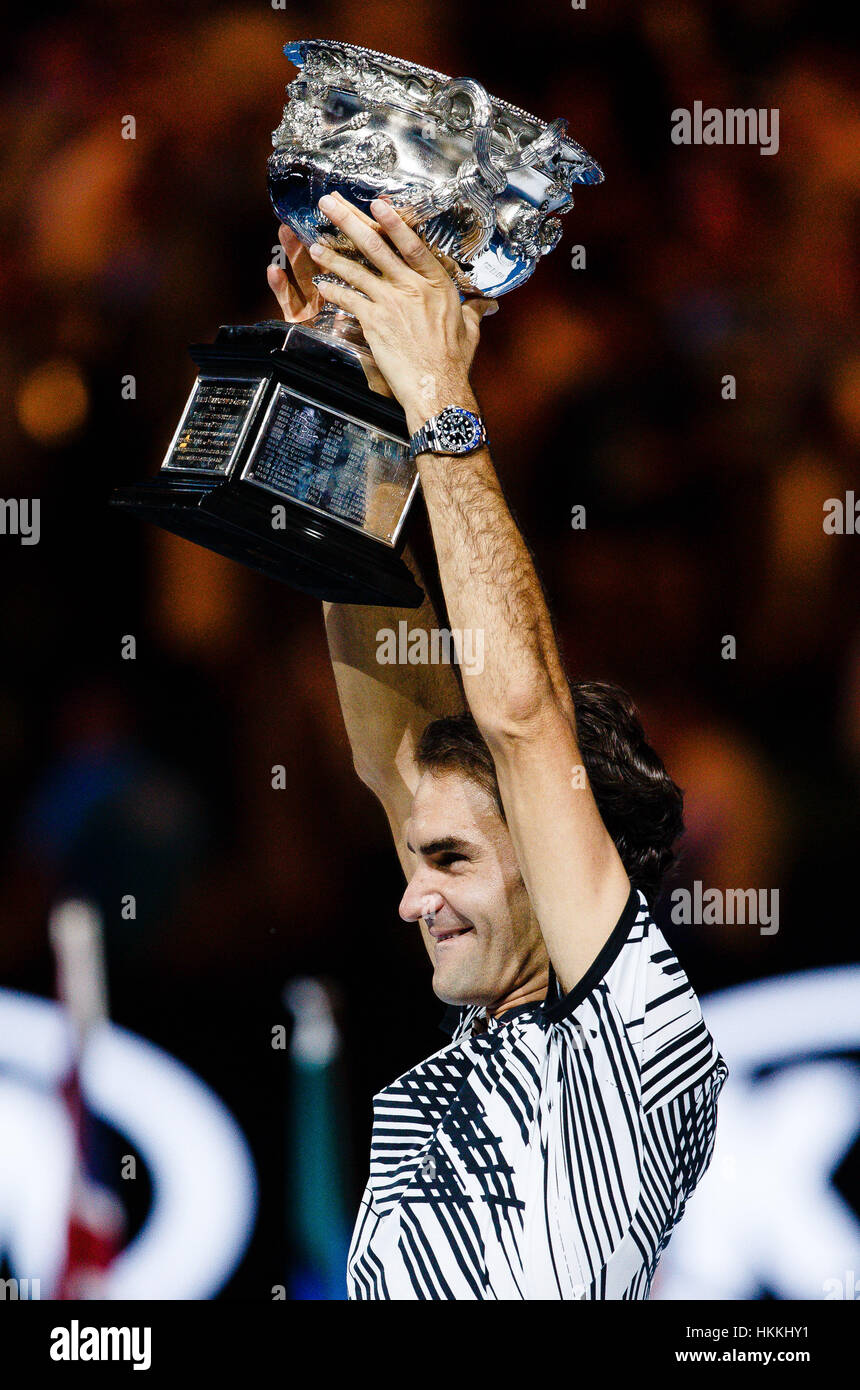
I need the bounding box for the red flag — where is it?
[50,900,125,1298]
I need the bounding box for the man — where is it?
[268,194,728,1300]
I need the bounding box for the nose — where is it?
[399,874,445,925]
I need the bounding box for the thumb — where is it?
[461,297,499,368]
[461,296,500,329]
[267,262,318,324]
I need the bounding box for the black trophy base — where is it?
[111,472,423,606]
[110,319,424,608]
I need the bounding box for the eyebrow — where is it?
[405,835,474,857]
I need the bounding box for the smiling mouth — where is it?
[432,926,475,946]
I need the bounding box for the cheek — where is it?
[467,876,517,938]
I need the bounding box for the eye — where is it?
[435,852,466,868]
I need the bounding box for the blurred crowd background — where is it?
[0,0,857,1297]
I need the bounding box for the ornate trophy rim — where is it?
[269,38,605,301]
[286,38,551,135]
[282,37,604,187]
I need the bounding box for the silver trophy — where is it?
[113,40,603,605]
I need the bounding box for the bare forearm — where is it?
[408,392,573,735]
[323,548,463,794]
[305,192,570,739]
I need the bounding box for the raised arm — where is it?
[308,195,630,993]
[268,215,483,875]
[322,565,463,877]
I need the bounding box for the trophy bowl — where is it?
[267,39,604,307]
[112,41,604,609]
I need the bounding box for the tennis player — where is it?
[268,196,728,1300]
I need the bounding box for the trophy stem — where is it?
[282,291,394,397]
[311,300,367,350]
[307,274,369,354]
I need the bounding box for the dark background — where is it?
[0,0,857,1296]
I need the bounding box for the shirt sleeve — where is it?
[535,888,728,1295]
[565,886,729,1238]
[542,885,728,1122]
[649,1056,729,1233]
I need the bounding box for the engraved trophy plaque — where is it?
[111,40,603,605]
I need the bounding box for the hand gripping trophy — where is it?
[112,40,603,605]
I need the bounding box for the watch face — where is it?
[435,407,482,454]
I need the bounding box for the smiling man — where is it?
[268,195,728,1300]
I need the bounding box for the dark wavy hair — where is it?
[415,682,684,909]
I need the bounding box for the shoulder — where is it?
[542,885,727,1108]
[541,884,649,1025]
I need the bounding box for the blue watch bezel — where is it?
[432,406,485,454]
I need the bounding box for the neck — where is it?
[490,970,550,1019]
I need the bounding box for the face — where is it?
[400,770,549,1011]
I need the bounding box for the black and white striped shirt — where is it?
[347,886,728,1300]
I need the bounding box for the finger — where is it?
[431,245,462,282]
[267,262,316,322]
[461,296,499,329]
[318,194,414,285]
[370,198,452,286]
[267,263,304,321]
[278,222,303,256]
[330,194,419,267]
[330,192,383,234]
[316,277,374,323]
[329,193,423,272]
[308,242,383,300]
[267,261,300,314]
[278,223,319,304]
[359,358,394,398]
[273,228,311,313]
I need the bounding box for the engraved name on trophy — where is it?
[111,40,603,605]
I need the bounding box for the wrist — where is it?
[402,377,477,437]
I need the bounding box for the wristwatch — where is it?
[408,405,488,459]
